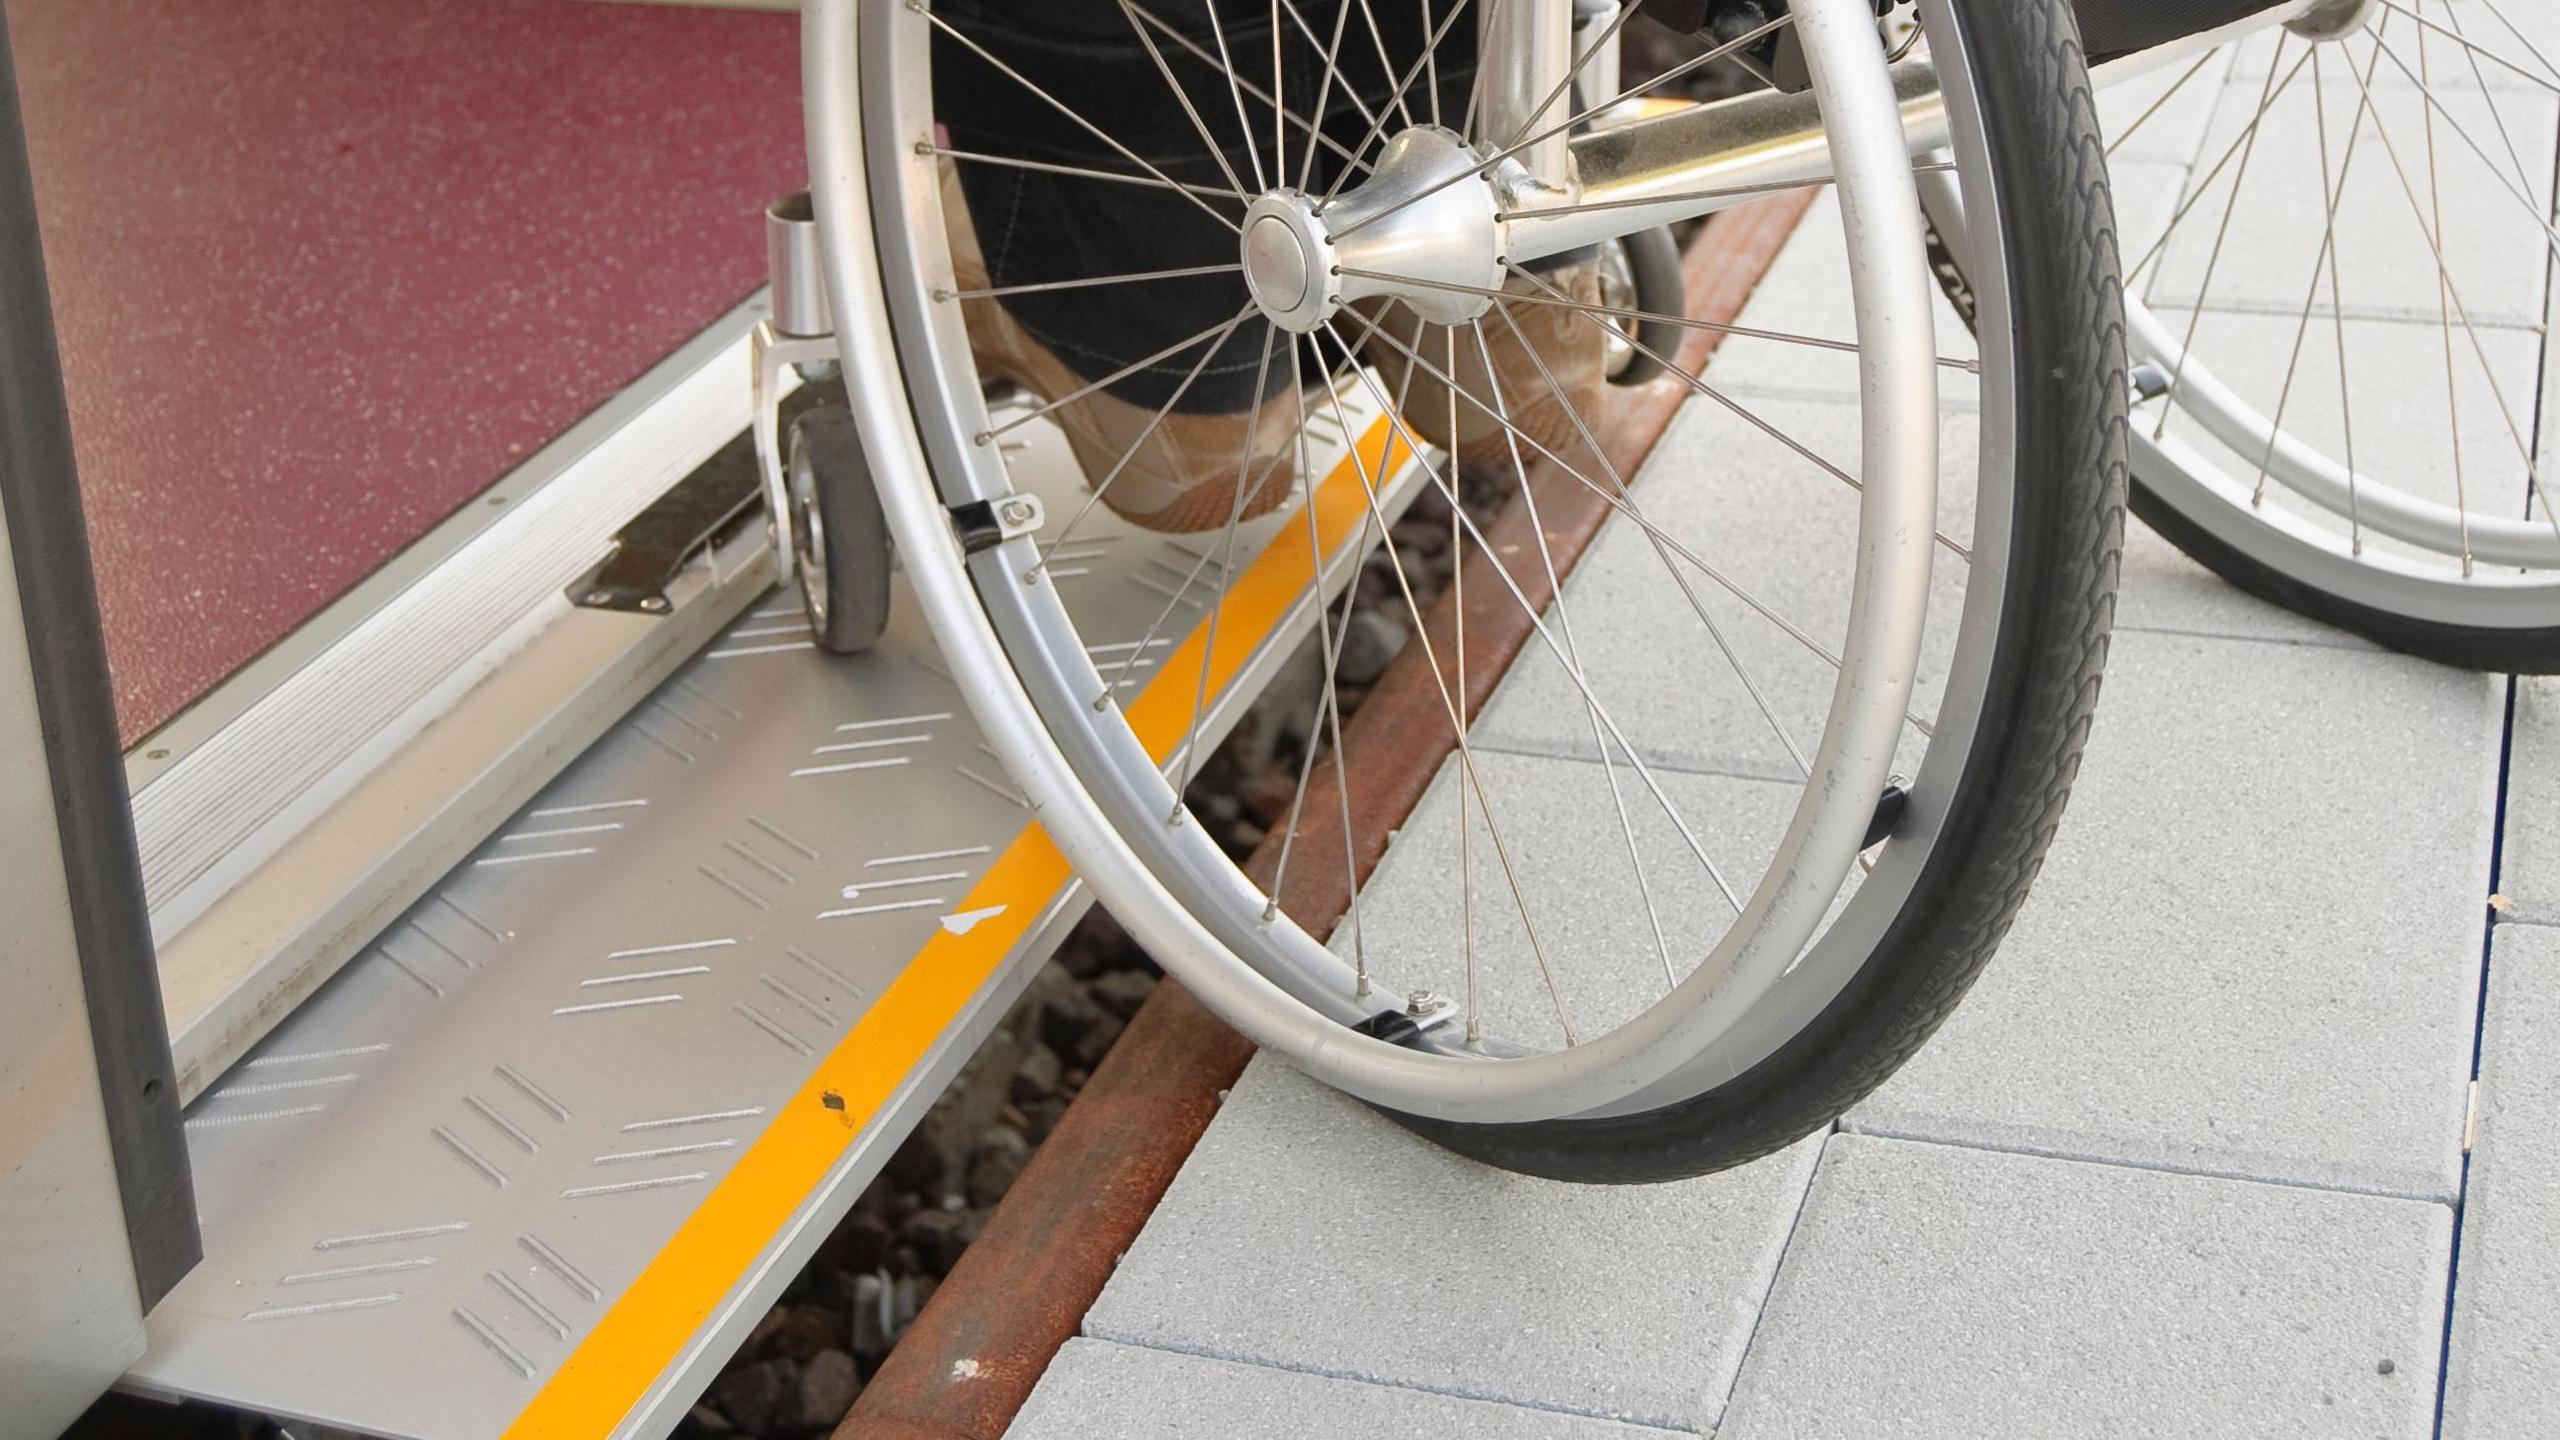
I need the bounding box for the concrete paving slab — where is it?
[2444,923,2560,1439]
[1008,1340,1691,1440]
[1850,628,2498,1202]
[1080,1060,1824,1433]
[1720,1135,2453,1440]
[2496,677,2560,927]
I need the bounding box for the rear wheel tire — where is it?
[1392,0,2126,1180]
[848,0,2122,1179]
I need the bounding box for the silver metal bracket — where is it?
[751,320,840,586]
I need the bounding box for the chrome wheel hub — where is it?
[1241,126,1507,334]
[2284,0,2378,42]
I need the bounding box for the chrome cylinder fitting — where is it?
[766,191,833,339]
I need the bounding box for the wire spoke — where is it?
[1124,1,1378,183]
[2367,34,2560,265]
[1323,295,1939,732]
[2334,36,2560,540]
[1100,394,1300,696]
[1305,342,1576,1045]
[2156,32,2291,441]
[1285,0,1356,190]
[1280,0,1377,150]
[2125,44,2321,286]
[1472,312,1723,969]
[1263,356,1374,994]
[945,261,1243,302]
[2427,0,2543,202]
[2106,49,2218,158]
[931,146,1245,204]
[1501,262,1972,561]
[1119,0,1259,201]
[923,8,1247,232]
[2373,0,2560,92]
[980,309,1257,445]
[2476,0,2560,88]
[1034,308,1258,569]
[1491,296,1816,785]
[1202,0,1273,191]
[2414,0,2472,571]
[1318,323,1766,993]
[1170,328,1282,816]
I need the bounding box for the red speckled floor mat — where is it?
[11,0,806,742]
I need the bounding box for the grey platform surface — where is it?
[1009,42,2554,1439]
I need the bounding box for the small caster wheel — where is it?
[1599,225,1685,387]
[787,406,892,654]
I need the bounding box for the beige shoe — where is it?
[942,165,1300,535]
[1355,263,1611,472]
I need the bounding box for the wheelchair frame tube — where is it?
[1503,0,2318,270]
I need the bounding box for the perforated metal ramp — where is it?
[124,393,1413,1440]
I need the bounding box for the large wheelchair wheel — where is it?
[1944,0,2560,670]
[811,0,2124,1180]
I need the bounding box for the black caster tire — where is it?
[788,406,893,655]
[1604,225,1686,388]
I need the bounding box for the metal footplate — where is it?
[125,389,1415,1439]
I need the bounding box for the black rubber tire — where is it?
[2119,487,2560,673]
[1607,225,1686,388]
[790,407,895,655]
[1383,0,2128,1182]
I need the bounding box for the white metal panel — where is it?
[0,508,148,1438]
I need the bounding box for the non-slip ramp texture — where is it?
[131,405,1404,1440]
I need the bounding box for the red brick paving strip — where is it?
[835,190,1817,1440]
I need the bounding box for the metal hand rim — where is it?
[806,0,1984,1125]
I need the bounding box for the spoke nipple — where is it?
[1355,975,1372,999]
[972,432,992,447]
[1021,569,1040,587]
[913,140,935,157]
[1167,805,1187,827]
[931,288,953,303]
[1092,693,1113,712]
[1260,899,1279,922]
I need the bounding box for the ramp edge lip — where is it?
[135,297,795,1099]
